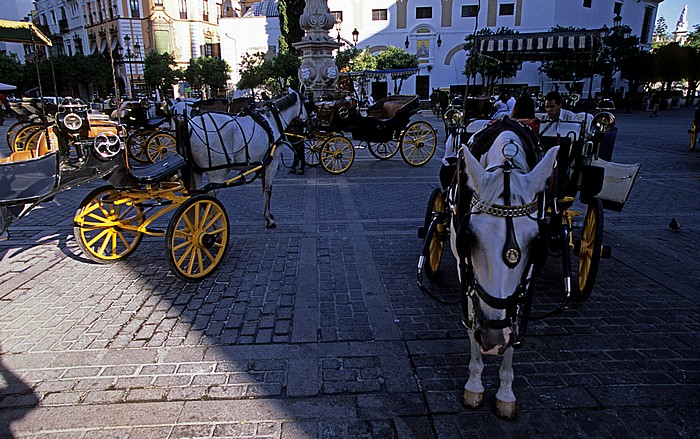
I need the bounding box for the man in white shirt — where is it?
[544,91,577,121]
[506,92,516,113]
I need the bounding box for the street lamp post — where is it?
[123,35,134,99]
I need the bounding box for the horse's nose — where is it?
[475,326,513,355]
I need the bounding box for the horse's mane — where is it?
[270,92,298,111]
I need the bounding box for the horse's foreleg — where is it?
[463,329,485,409]
[261,156,279,228]
[495,347,516,419]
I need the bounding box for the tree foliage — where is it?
[335,47,377,72]
[237,51,301,96]
[278,0,305,54]
[375,46,418,93]
[143,51,180,99]
[652,16,671,50]
[0,52,24,88]
[185,56,231,97]
[464,28,519,94]
[538,26,592,82]
[597,25,641,97]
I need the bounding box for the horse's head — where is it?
[453,131,558,355]
[290,88,310,124]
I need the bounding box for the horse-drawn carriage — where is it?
[415,29,641,419]
[299,94,438,174]
[0,20,309,282]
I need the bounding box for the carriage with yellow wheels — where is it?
[297,86,438,174]
[417,29,641,308]
[1,20,308,282]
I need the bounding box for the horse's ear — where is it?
[526,146,559,193]
[462,146,487,193]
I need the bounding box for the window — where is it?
[372,9,387,21]
[179,0,188,19]
[130,0,140,18]
[583,0,592,8]
[416,7,432,19]
[203,0,209,21]
[499,4,515,16]
[331,11,343,24]
[641,6,653,43]
[462,5,478,17]
[154,0,163,6]
[614,2,622,15]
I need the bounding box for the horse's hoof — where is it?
[462,390,483,410]
[289,168,296,174]
[266,222,277,229]
[495,399,516,420]
[298,169,305,175]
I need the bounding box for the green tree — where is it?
[144,51,180,99]
[375,46,418,93]
[464,28,519,94]
[278,0,305,54]
[0,52,24,88]
[237,51,301,96]
[185,56,231,97]
[336,47,377,72]
[619,48,656,111]
[687,24,700,49]
[597,25,641,98]
[538,26,592,83]
[237,52,266,91]
[653,42,686,90]
[652,16,671,50]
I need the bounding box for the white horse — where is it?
[183,89,308,228]
[449,124,558,419]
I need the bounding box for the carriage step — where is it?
[602,245,612,259]
[417,226,426,239]
[145,227,166,234]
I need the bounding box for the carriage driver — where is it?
[543,91,577,122]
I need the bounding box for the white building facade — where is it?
[323,0,664,98]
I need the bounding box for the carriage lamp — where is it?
[63,113,83,131]
[444,108,463,127]
[352,28,359,46]
[591,112,616,134]
[613,15,622,27]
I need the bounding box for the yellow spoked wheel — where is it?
[12,123,44,152]
[127,132,151,163]
[146,132,177,162]
[74,186,145,263]
[6,121,31,150]
[571,198,603,301]
[368,139,399,160]
[165,195,230,282]
[304,135,324,167]
[400,121,437,166]
[422,188,447,279]
[320,135,355,174]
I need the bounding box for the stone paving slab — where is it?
[0,109,699,437]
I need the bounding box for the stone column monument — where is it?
[293,0,342,99]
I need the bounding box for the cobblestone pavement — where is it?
[0,107,698,438]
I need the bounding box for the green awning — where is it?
[0,19,52,46]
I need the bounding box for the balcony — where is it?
[59,18,69,34]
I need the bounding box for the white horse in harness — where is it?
[181,89,308,228]
[448,118,558,418]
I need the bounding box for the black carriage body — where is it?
[317,95,420,142]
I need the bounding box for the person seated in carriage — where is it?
[543,91,577,122]
[439,94,540,190]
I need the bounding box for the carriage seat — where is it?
[366,101,406,121]
[130,153,187,185]
[0,150,34,164]
[145,116,167,128]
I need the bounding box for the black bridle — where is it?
[456,139,546,350]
